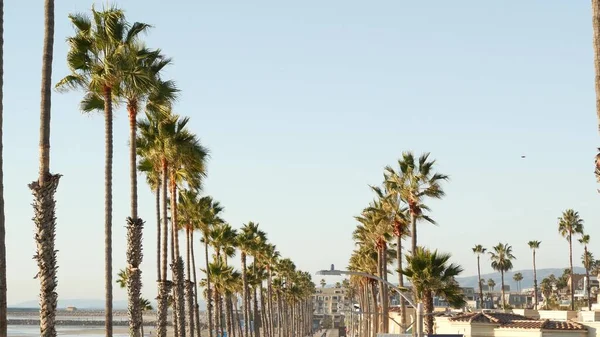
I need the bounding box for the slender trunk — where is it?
[410,213,417,254]
[161,160,169,280]
[0,1,4,324]
[141,316,144,337]
[592,0,600,131]
[501,271,506,310]
[376,248,383,334]
[215,287,221,336]
[242,253,249,337]
[477,255,484,309]
[267,269,274,337]
[226,293,233,337]
[103,85,114,337]
[533,249,538,310]
[370,283,377,337]
[569,233,575,311]
[423,290,433,335]
[253,286,260,337]
[31,2,58,335]
[260,288,267,337]
[586,246,592,311]
[191,232,202,337]
[127,101,143,337]
[128,102,138,220]
[382,242,388,333]
[277,292,282,337]
[186,230,195,337]
[186,280,195,337]
[170,177,185,337]
[230,296,237,337]
[204,236,214,337]
[126,216,144,337]
[157,162,169,337]
[156,183,161,282]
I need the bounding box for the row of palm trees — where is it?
[471,209,593,312]
[0,4,317,337]
[347,152,466,336]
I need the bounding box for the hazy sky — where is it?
[4,0,599,304]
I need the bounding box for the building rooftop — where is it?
[448,312,586,331]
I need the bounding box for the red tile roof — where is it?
[448,312,586,331]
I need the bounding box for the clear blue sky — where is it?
[4,0,599,304]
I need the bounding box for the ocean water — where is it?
[7,325,129,337]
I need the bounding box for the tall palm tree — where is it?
[528,240,541,310]
[179,189,201,337]
[489,243,516,310]
[399,247,465,335]
[385,152,448,254]
[557,209,585,311]
[197,196,224,337]
[237,222,262,337]
[513,273,523,292]
[29,0,60,336]
[56,8,150,335]
[472,245,486,309]
[579,234,592,310]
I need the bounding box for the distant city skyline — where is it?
[4,1,599,304]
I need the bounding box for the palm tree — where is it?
[320,279,325,288]
[472,245,486,309]
[197,196,224,337]
[237,222,262,337]
[56,8,150,336]
[513,273,523,292]
[29,1,60,336]
[528,240,541,310]
[489,243,516,310]
[140,298,153,337]
[0,0,4,334]
[399,247,465,335]
[384,152,448,253]
[487,279,495,292]
[116,269,150,336]
[558,209,585,311]
[579,234,592,310]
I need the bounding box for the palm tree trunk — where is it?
[253,286,260,337]
[157,163,169,337]
[276,292,282,337]
[533,250,538,310]
[423,290,434,335]
[205,235,214,337]
[410,212,417,254]
[191,231,202,337]
[569,233,575,311]
[501,270,506,310]
[260,288,267,337]
[592,0,600,131]
[170,178,186,337]
[103,84,114,337]
[370,283,377,337]
[156,183,161,281]
[226,293,233,337]
[30,2,59,335]
[186,229,195,337]
[586,246,592,311]
[477,255,484,309]
[382,242,388,334]
[396,235,406,334]
[126,216,144,337]
[242,253,249,337]
[127,102,143,337]
[267,269,274,337]
[215,288,221,336]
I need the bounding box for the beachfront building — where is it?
[312,286,352,328]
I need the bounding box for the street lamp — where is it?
[316,265,424,337]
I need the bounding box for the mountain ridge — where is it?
[455,267,586,290]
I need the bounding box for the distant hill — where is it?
[456,267,586,290]
[11,299,207,310]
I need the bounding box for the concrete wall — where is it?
[512,309,540,319]
[538,311,578,321]
[494,328,542,337]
